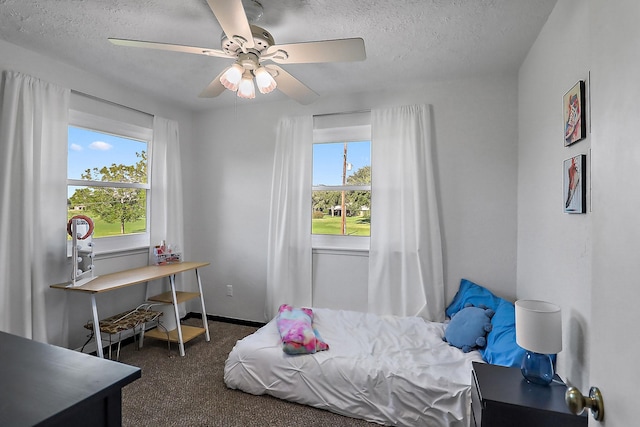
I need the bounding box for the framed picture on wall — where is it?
[563,154,586,214]
[563,80,586,146]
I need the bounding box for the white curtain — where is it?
[0,71,70,341]
[150,116,184,258]
[368,104,445,321]
[149,117,185,323]
[265,116,313,320]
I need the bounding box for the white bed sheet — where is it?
[224,308,483,426]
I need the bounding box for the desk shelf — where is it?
[145,290,207,346]
[144,324,207,343]
[148,291,201,305]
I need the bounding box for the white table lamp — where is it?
[515,300,562,385]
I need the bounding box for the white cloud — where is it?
[89,141,113,151]
[69,143,83,151]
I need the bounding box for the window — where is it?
[68,109,152,254]
[312,141,371,235]
[312,112,371,250]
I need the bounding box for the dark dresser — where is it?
[0,331,140,426]
[471,361,587,427]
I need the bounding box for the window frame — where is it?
[312,119,371,251]
[67,109,153,255]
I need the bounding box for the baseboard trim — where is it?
[186,312,266,328]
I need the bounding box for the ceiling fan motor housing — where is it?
[237,52,260,71]
[221,25,275,56]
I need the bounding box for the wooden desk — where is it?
[0,330,140,426]
[52,262,210,358]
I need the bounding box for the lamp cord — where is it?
[552,377,565,385]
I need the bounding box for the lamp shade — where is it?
[254,66,277,94]
[515,300,562,354]
[237,72,256,99]
[220,63,244,91]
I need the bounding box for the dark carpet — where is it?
[118,318,372,427]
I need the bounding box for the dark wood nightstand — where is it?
[0,330,140,426]
[470,361,587,427]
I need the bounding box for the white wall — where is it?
[186,75,520,323]
[517,0,591,390]
[312,250,369,312]
[0,39,194,349]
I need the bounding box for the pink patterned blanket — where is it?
[276,304,329,355]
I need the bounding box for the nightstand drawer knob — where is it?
[566,386,604,421]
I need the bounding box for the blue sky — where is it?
[68,126,147,180]
[313,141,371,186]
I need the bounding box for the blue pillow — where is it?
[446,279,525,367]
[445,278,504,317]
[479,300,525,367]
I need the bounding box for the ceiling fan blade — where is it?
[206,0,254,49]
[108,38,229,59]
[265,65,318,105]
[199,69,228,98]
[266,38,366,64]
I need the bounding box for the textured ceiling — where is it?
[0,0,557,111]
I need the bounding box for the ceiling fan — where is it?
[108,0,366,104]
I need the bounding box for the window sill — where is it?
[67,233,150,258]
[94,246,149,260]
[312,247,369,257]
[312,234,369,256]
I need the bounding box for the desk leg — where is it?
[90,294,104,358]
[195,268,210,342]
[169,274,185,356]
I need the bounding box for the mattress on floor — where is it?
[224,308,483,426]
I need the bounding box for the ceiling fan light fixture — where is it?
[237,72,256,99]
[254,66,277,94]
[109,0,365,104]
[220,63,244,91]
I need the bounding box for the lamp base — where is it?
[521,351,555,385]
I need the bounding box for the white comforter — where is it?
[224,308,483,426]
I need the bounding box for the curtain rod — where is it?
[313,109,370,118]
[71,89,154,118]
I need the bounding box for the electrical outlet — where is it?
[226,285,233,297]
